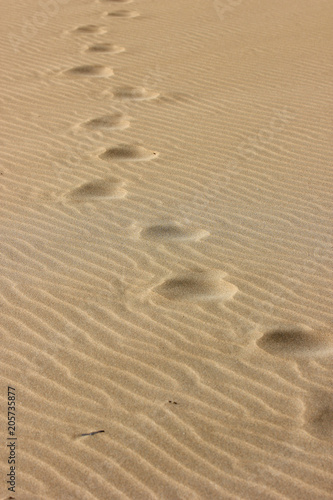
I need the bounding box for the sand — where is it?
[0,0,332,498]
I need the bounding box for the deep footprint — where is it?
[100,145,159,161]
[83,113,130,130]
[107,10,140,18]
[155,271,238,302]
[140,223,209,242]
[64,65,113,77]
[68,177,126,200]
[86,43,125,54]
[73,25,106,34]
[114,86,159,101]
[256,327,333,357]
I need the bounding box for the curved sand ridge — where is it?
[1,0,333,498]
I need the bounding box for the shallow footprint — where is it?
[115,86,159,101]
[73,25,106,34]
[256,327,333,358]
[64,65,113,77]
[86,43,125,54]
[107,10,140,18]
[100,144,159,161]
[68,177,126,201]
[140,223,209,242]
[155,270,238,302]
[82,113,130,130]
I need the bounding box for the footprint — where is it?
[100,145,159,162]
[256,327,333,358]
[107,10,140,18]
[86,43,125,54]
[303,390,333,440]
[73,25,106,34]
[155,271,238,302]
[140,223,209,242]
[68,177,126,201]
[64,65,113,77]
[114,86,160,101]
[82,113,130,130]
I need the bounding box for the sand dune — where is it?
[0,0,332,498]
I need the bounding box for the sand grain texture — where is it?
[1,0,332,498]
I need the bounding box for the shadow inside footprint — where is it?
[100,145,159,161]
[303,390,333,440]
[143,225,187,239]
[256,328,332,357]
[107,10,140,17]
[141,224,209,242]
[68,177,125,200]
[114,86,159,101]
[310,406,333,439]
[86,43,125,53]
[74,25,105,34]
[83,113,129,130]
[64,65,113,77]
[155,271,238,302]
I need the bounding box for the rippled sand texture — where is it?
[1,0,333,498]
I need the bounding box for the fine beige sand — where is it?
[1,0,333,498]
